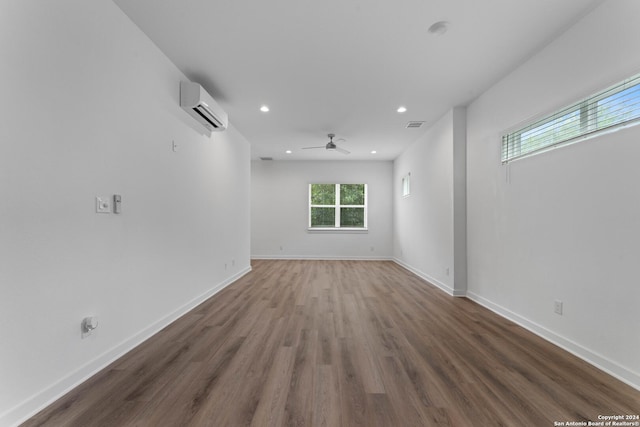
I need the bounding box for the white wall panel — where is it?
[466,0,640,389]
[251,161,393,259]
[0,1,251,424]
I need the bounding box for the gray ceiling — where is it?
[113,0,603,160]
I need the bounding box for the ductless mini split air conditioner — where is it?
[180,81,228,136]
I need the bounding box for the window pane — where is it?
[519,109,581,155]
[402,174,410,197]
[311,184,335,205]
[596,85,640,129]
[310,207,335,227]
[340,207,365,227]
[340,184,365,205]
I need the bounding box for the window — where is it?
[401,173,411,197]
[309,183,367,230]
[502,73,640,163]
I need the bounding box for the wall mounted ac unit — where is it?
[180,81,228,135]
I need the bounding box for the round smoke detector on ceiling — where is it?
[428,21,450,36]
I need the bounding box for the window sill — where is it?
[307,228,368,234]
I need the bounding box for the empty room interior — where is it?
[2,0,640,426]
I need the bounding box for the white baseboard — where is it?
[392,258,639,391]
[2,267,252,427]
[466,291,640,392]
[251,254,393,261]
[392,258,465,296]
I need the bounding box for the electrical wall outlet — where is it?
[554,300,563,315]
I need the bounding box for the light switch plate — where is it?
[96,196,111,213]
[113,194,122,214]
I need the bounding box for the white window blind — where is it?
[502,73,640,163]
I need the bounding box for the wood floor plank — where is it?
[283,328,318,427]
[250,346,295,427]
[312,365,341,427]
[22,260,640,427]
[377,355,440,427]
[337,337,367,427]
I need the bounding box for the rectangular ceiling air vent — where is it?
[406,121,426,128]
[259,157,274,161]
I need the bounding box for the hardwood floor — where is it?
[23,260,640,426]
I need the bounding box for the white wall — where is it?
[251,160,393,259]
[393,108,466,295]
[466,0,640,389]
[0,1,251,425]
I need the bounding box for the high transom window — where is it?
[309,184,367,230]
[401,173,411,197]
[502,73,640,163]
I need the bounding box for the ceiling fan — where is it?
[302,133,350,155]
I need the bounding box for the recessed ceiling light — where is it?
[397,106,407,113]
[428,21,450,36]
[260,105,270,112]
[285,150,292,154]
[371,150,377,154]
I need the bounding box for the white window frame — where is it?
[308,183,368,232]
[401,173,411,197]
[502,73,640,163]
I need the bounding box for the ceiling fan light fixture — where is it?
[301,133,350,155]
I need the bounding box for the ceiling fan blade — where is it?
[335,146,350,155]
[302,146,326,150]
